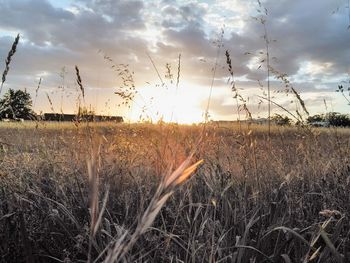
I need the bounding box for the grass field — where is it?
[0,121,349,262]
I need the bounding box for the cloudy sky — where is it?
[0,0,349,123]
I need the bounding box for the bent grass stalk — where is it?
[104,155,203,262]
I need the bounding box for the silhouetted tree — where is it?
[307,114,324,124]
[271,114,292,126]
[0,88,34,120]
[307,112,350,127]
[326,112,350,127]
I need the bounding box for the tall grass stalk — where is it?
[0,34,20,95]
[225,50,242,132]
[75,65,85,99]
[146,52,164,86]
[257,2,272,138]
[33,77,42,108]
[205,28,224,122]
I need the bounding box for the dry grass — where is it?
[0,122,349,262]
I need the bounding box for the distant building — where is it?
[43,113,123,122]
[43,113,76,121]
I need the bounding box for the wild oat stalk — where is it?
[99,51,137,108]
[33,77,42,108]
[205,28,224,122]
[87,152,99,239]
[87,145,110,263]
[168,54,182,122]
[269,65,310,119]
[225,50,242,130]
[257,1,272,137]
[75,65,85,99]
[0,34,20,95]
[176,53,181,90]
[290,87,309,116]
[146,52,164,86]
[103,153,203,262]
[258,95,300,122]
[252,1,272,135]
[46,92,55,113]
[59,67,67,114]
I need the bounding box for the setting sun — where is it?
[130,84,207,124]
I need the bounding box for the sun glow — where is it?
[130,84,206,124]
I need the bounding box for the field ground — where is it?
[0,122,350,262]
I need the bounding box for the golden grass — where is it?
[0,122,349,262]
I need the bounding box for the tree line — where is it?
[271,113,350,127]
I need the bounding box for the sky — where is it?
[0,0,349,123]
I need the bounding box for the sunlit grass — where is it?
[1,122,349,262]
